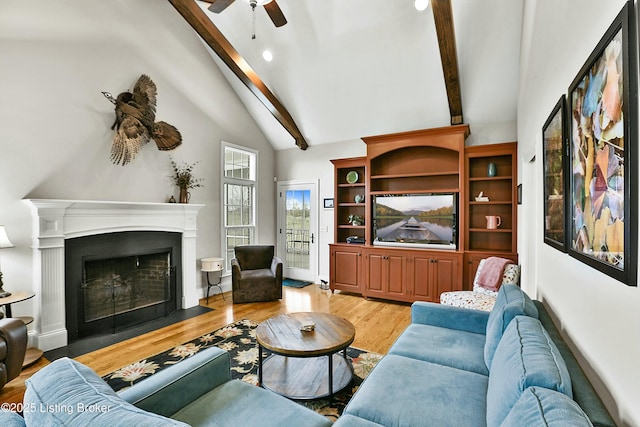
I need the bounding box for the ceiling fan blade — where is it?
[207,0,235,13]
[264,1,287,27]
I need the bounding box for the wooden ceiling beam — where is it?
[168,0,308,150]
[431,0,463,125]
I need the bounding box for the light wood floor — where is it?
[0,285,411,405]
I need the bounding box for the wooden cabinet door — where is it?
[411,255,436,301]
[363,249,408,299]
[330,246,362,293]
[386,254,407,298]
[365,252,385,297]
[409,252,461,302]
[433,254,459,294]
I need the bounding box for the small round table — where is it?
[256,312,355,400]
[0,291,43,367]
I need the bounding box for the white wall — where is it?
[0,1,276,323]
[518,1,640,425]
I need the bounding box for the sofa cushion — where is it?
[0,410,26,427]
[486,316,572,427]
[333,414,386,427]
[171,379,331,427]
[502,387,593,427]
[388,323,489,375]
[343,355,488,427]
[484,284,538,369]
[24,357,188,427]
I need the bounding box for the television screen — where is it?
[373,193,457,250]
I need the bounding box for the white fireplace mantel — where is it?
[25,199,204,351]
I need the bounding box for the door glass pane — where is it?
[285,190,310,270]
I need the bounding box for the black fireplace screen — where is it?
[81,252,171,323]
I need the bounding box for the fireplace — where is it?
[26,199,203,351]
[65,231,181,342]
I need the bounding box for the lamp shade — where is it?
[0,226,14,249]
[202,257,224,271]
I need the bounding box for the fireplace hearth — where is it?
[65,231,181,342]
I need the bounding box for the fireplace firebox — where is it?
[65,231,182,342]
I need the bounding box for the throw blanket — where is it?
[476,257,512,291]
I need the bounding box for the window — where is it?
[222,143,257,272]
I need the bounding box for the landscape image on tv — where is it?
[373,194,455,246]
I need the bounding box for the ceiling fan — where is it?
[204,0,287,28]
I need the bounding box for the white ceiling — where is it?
[196,0,523,150]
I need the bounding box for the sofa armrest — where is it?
[119,346,231,417]
[411,301,489,334]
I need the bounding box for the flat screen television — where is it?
[372,193,457,250]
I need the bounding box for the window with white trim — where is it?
[222,143,257,272]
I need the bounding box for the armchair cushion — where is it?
[234,245,274,270]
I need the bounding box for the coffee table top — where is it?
[256,312,355,357]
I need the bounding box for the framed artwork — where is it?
[568,1,637,286]
[542,95,567,252]
[323,198,334,209]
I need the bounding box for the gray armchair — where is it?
[231,245,283,304]
[0,317,27,390]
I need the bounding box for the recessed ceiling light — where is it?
[262,50,273,62]
[414,0,429,11]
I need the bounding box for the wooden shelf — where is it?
[370,188,460,196]
[469,228,513,233]
[338,203,366,207]
[469,175,512,181]
[338,183,365,188]
[371,171,458,180]
[469,201,512,205]
[338,225,366,229]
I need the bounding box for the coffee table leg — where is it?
[258,344,263,387]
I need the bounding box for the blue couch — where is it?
[334,284,615,427]
[0,345,331,427]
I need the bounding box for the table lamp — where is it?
[0,225,15,298]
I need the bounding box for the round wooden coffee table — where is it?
[256,312,356,400]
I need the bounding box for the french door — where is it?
[276,180,318,283]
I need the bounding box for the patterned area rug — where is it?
[103,319,383,421]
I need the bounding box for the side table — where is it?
[0,291,44,367]
[201,257,225,304]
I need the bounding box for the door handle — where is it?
[310,233,314,244]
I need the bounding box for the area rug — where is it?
[283,278,313,288]
[103,319,382,421]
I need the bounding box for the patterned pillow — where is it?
[473,260,521,296]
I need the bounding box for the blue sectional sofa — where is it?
[0,283,615,427]
[0,345,331,427]
[335,284,615,427]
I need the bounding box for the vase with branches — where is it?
[170,156,204,203]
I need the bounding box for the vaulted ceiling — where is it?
[174,0,523,150]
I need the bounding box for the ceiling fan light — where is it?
[414,0,429,11]
[246,0,272,5]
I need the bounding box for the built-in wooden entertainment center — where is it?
[329,125,518,303]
